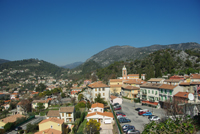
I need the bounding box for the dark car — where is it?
[123,125,135,132]
[119,118,131,123]
[122,124,131,129]
[126,129,140,134]
[15,126,22,131]
[135,108,142,111]
[113,103,119,106]
[116,112,124,116]
[114,105,121,110]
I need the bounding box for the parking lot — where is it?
[114,100,166,133]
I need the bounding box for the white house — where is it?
[86,103,114,124]
[110,95,123,105]
[87,81,110,102]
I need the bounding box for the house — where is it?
[147,78,165,84]
[110,95,122,105]
[109,79,123,95]
[123,79,146,87]
[17,100,31,114]
[0,114,26,129]
[86,103,114,124]
[87,81,110,102]
[163,79,183,86]
[121,65,145,80]
[84,79,92,85]
[71,87,82,96]
[32,100,49,110]
[10,92,19,100]
[46,106,75,128]
[169,75,185,80]
[35,118,65,134]
[173,92,193,104]
[190,74,200,82]
[121,85,140,98]
[3,103,10,110]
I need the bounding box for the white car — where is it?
[149,116,160,121]
[117,115,123,119]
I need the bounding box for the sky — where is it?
[0,0,200,66]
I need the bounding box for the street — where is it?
[115,100,166,133]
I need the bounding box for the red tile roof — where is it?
[110,95,117,100]
[109,79,123,82]
[1,114,26,123]
[141,101,158,106]
[159,84,177,90]
[122,85,140,90]
[91,103,104,108]
[124,79,146,85]
[34,128,62,134]
[179,82,190,86]
[88,81,109,88]
[39,118,64,125]
[191,74,200,79]
[86,111,113,118]
[174,92,193,99]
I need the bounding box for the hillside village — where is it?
[0,63,200,134]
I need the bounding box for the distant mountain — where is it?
[85,42,200,67]
[0,59,10,64]
[61,62,83,69]
[0,59,63,78]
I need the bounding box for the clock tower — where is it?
[122,65,127,80]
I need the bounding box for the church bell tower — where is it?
[122,65,127,80]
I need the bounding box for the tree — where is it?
[35,83,46,92]
[94,93,107,105]
[16,117,26,125]
[26,123,38,133]
[61,93,66,98]
[85,119,100,134]
[71,97,76,106]
[4,122,14,132]
[36,102,45,112]
[19,100,31,114]
[78,94,83,101]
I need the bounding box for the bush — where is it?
[26,123,38,133]
[4,122,14,132]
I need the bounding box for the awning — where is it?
[142,101,158,106]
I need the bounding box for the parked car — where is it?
[114,105,121,110]
[114,104,121,108]
[15,126,22,131]
[138,109,149,115]
[143,112,152,116]
[113,103,119,106]
[123,125,135,132]
[135,108,142,111]
[119,118,131,123]
[116,112,126,117]
[148,115,156,119]
[116,112,124,115]
[126,129,140,134]
[122,124,131,129]
[149,116,160,121]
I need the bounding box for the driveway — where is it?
[100,123,113,134]
[115,100,166,133]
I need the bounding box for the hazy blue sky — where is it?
[0,0,200,66]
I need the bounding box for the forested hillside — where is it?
[96,49,200,82]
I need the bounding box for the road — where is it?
[6,116,46,134]
[115,100,166,133]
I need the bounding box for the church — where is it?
[109,65,146,99]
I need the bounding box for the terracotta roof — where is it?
[127,74,145,77]
[110,95,117,100]
[17,100,30,105]
[122,85,140,90]
[91,103,104,108]
[31,92,39,95]
[39,118,64,125]
[88,81,109,88]
[142,101,158,106]
[148,78,164,82]
[1,114,26,123]
[123,79,146,85]
[109,79,123,82]
[34,128,62,134]
[86,111,114,118]
[179,82,190,86]
[140,83,162,88]
[47,98,52,101]
[32,100,49,103]
[47,110,60,117]
[4,100,11,103]
[71,87,82,90]
[191,74,200,79]
[164,79,182,83]
[110,85,122,88]
[174,92,193,99]
[59,106,74,113]
[190,82,200,85]
[159,84,177,90]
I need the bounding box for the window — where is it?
[155,91,157,95]
[148,90,150,93]
[94,109,97,111]
[152,90,154,94]
[99,88,101,91]
[165,90,167,94]
[68,113,71,117]
[103,93,105,96]
[102,88,105,91]
[95,89,97,91]
[51,125,53,128]
[95,93,97,97]
[170,90,172,95]
[62,113,64,116]
[161,89,163,93]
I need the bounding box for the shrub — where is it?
[4,122,14,132]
